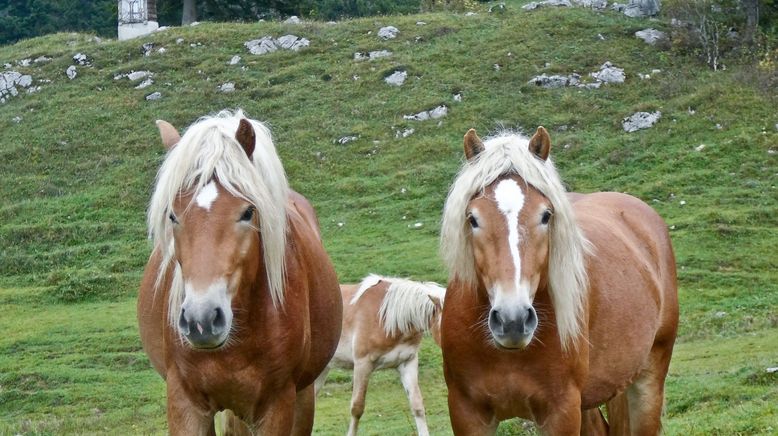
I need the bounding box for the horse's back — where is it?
[137,249,169,378]
[572,192,678,406]
[286,196,342,389]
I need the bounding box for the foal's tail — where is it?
[376,276,446,337]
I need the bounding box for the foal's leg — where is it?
[291,384,316,436]
[347,358,374,436]
[398,354,429,436]
[314,365,331,396]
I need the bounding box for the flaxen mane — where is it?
[147,109,290,326]
[440,132,591,351]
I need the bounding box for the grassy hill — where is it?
[1,1,776,434]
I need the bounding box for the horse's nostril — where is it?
[178,309,189,334]
[213,307,225,329]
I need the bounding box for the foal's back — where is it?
[333,282,423,369]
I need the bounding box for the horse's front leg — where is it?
[535,389,582,436]
[255,383,297,435]
[447,384,497,435]
[166,373,214,436]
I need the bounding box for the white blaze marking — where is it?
[494,179,526,301]
[195,181,218,210]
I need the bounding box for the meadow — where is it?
[0,1,776,434]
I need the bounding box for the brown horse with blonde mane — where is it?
[439,127,678,435]
[137,110,341,435]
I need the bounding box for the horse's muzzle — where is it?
[178,305,229,349]
[488,306,538,349]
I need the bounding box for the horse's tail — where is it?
[378,278,446,337]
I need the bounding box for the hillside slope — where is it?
[1,3,776,434]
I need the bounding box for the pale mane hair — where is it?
[147,109,290,327]
[351,274,446,337]
[440,132,591,351]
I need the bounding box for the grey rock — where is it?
[218,82,235,93]
[623,111,661,132]
[395,128,415,138]
[66,66,77,80]
[353,50,392,61]
[1,71,34,103]
[72,53,90,66]
[416,21,427,26]
[572,0,608,9]
[229,55,241,65]
[528,73,579,88]
[611,2,626,12]
[176,38,185,44]
[245,35,309,55]
[591,61,625,83]
[145,91,162,101]
[17,59,32,67]
[453,92,463,102]
[285,16,302,24]
[245,37,277,55]
[135,78,154,89]
[523,0,572,10]
[405,105,448,121]
[465,12,478,16]
[385,70,407,86]
[142,43,154,56]
[378,26,399,40]
[12,116,22,123]
[635,28,666,45]
[336,135,358,145]
[128,71,152,81]
[276,35,310,51]
[624,0,660,17]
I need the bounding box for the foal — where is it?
[315,274,446,436]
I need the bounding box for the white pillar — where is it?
[118,0,159,41]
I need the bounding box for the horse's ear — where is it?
[528,126,551,161]
[463,128,485,161]
[428,294,443,314]
[236,118,256,159]
[156,120,180,150]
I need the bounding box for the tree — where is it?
[182,0,197,24]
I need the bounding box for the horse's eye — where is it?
[468,213,479,229]
[541,210,553,225]
[169,212,179,224]
[239,206,255,222]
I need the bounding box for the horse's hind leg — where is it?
[616,345,673,435]
[398,354,429,436]
[348,358,374,436]
[291,384,315,436]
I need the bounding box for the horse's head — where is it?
[461,128,552,349]
[150,113,289,350]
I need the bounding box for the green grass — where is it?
[1,2,776,434]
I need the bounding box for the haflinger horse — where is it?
[137,110,342,435]
[314,274,446,436]
[439,127,679,435]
